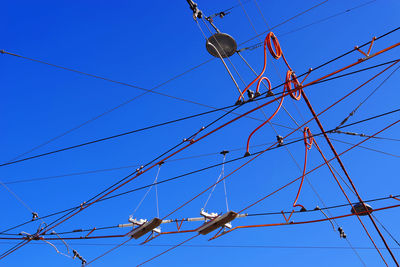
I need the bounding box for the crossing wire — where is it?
[0,0,330,165]
[0,57,398,169]
[2,106,397,236]
[0,10,396,266]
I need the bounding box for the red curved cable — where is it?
[237,35,269,103]
[245,79,284,155]
[292,127,313,209]
[285,70,302,100]
[266,32,282,59]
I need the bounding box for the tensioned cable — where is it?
[130,165,162,218]
[0,0,328,165]
[331,131,400,142]
[243,0,377,52]
[237,0,329,47]
[6,58,400,237]
[234,3,362,260]
[329,137,400,159]
[1,35,398,258]
[2,192,399,239]
[202,152,228,211]
[41,103,242,233]
[0,1,382,168]
[372,214,400,248]
[1,57,397,169]
[1,29,398,171]
[4,131,397,186]
[3,107,398,235]
[334,64,400,131]
[17,192,400,237]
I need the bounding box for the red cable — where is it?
[245,78,284,155]
[285,70,302,100]
[292,127,313,210]
[237,35,269,102]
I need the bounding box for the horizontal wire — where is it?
[243,0,377,51]
[0,0,329,165]
[2,106,398,235]
[1,57,397,169]
[1,192,395,237]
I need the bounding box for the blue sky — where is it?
[1,0,400,266]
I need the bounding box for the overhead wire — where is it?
[2,101,399,237]
[0,56,397,170]
[0,1,380,170]
[233,4,360,260]
[243,0,377,51]
[1,12,398,264]
[334,64,400,131]
[138,56,400,266]
[0,0,330,167]
[1,192,396,238]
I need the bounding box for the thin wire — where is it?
[329,137,400,159]
[130,165,162,218]
[155,168,160,219]
[1,56,397,170]
[3,106,398,236]
[3,192,398,238]
[234,5,361,261]
[372,214,400,247]
[238,0,329,47]
[195,19,242,96]
[0,0,331,166]
[203,154,227,210]
[3,241,400,250]
[331,131,400,142]
[335,64,400,130]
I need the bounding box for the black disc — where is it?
[206,33,237,58]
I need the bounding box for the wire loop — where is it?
[285,70,302,100]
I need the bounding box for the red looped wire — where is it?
[303,126,314,149]
[291,127,314,211]
[245,81,284,155]
[285,70,302,101]
[266,32,282,59]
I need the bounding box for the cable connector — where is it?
[73,249,87,266]
[31,212,39,221]
[338,227,347,239]
[276,135,284,146]
[136,166,144,174]
[186,0,202,20]
[247,89,255,100]
[220,150,229,156]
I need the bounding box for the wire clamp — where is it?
[338,227,347,239]
[186,0,202,20]
[247,89,255,100]
[31,212,39,221]
[73,249,87,266]
[136,166,144,174]
[220,150,229,156]
[276,135,284,146]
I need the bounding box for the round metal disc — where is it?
[351,203,373,216]
[206,33,237,58]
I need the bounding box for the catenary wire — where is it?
[0,0,331,165]
[0,57,398,169]
[3,106,397,236]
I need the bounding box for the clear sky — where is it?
[1,0,400,266]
